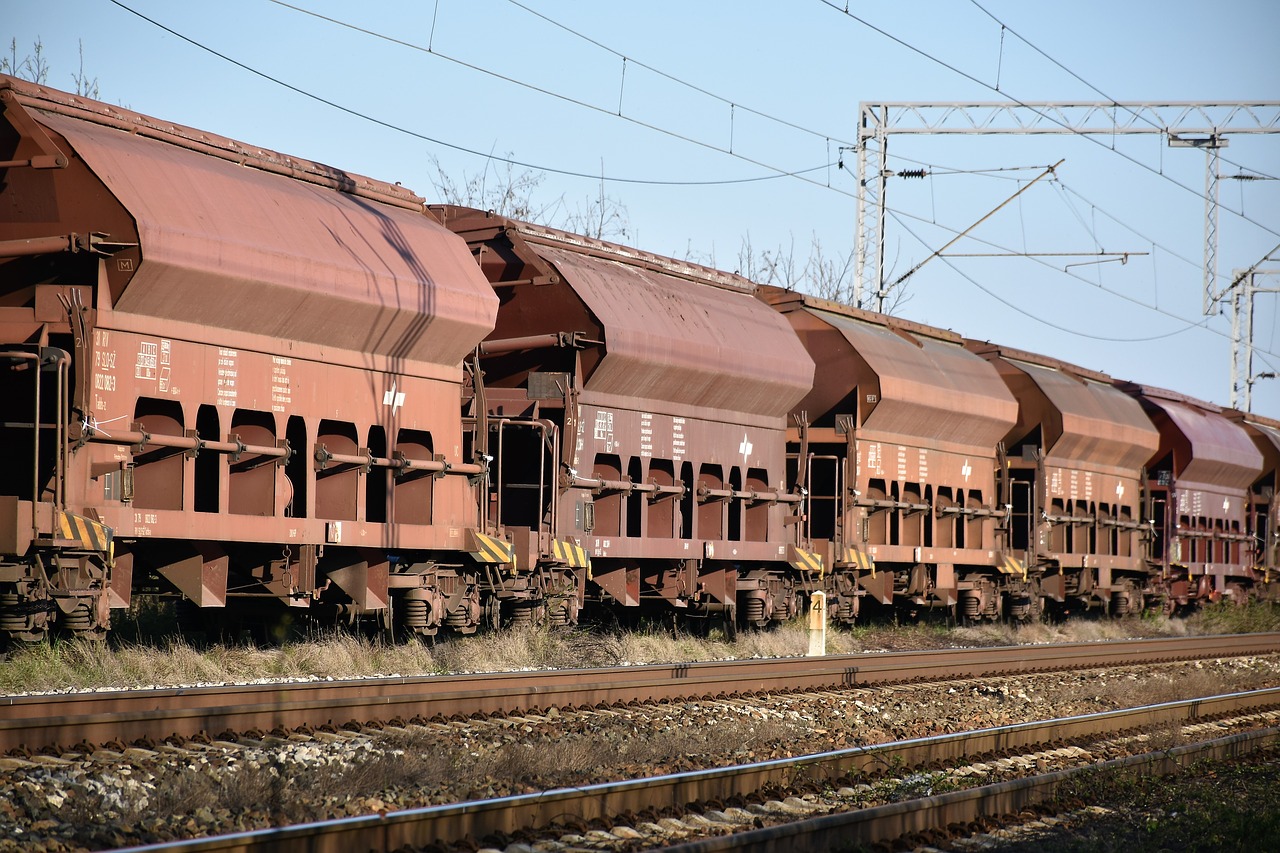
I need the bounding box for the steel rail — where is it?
[659,728,1280,852]
[3,633,1278,754]
[107,687,1280,853]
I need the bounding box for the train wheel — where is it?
[1142,593,1172,619]
[1110,580,1148,618]
[831,591,859,626]
[482,597,502,632]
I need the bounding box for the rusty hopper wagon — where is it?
[0,76,547,641]
[966,344,1160,617]
[433,208,818,632]
[1122,384,1263,609]
[1230,409,1280,598]
[759,287,1021,624]
[3,75,1279,643]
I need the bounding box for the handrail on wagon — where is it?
[86,430,484,479]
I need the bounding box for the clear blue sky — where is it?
[8,1,1280,415]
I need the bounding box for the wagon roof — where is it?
[1121,383,1262,490]
[1226,409,1280,475]
[967,342,1160,475]
[435,208,815,420]
[762,288,1017,453]
[3,76,496,369]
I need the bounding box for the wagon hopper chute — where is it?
[968,343,1160,617]
[1121,385,1263,610]
[760,287,1019,624]
[1226,410,1280,601]
[0,76,499,640]
[435,208,816,630]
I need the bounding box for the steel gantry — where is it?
[1230,260,1280,411]
[855,101,1280,315]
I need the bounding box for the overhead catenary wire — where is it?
[1050,179,1206,276]
[883,204,1218,344]
[875,188,1275,354]
[102,0,1273,365]
[874,148,1271,321]
[966,0,1280,183]
[815,0,1280,242]
[498,0,855,149]
[256,0,851,191]
[266,0,1280,331]
[889,159,1064,288]
[123,0,1273,261]
[107,0,839,188]
[870,157,1229,337]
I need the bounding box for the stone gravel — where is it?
[2,655,1278,852]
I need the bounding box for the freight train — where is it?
[1,76,1276,643]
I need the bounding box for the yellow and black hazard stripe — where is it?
[787,545,824,576]
[841,546,876,573]
[58,511,113,552]
[997,554,1027,580]
[550,539,591,569]
[466,530,515,565]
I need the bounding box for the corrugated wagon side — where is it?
[0,76,501,641]
[1120,384,1263,611]
[1226,409,1280,602]
[759,287,1019,624]
[435,208,817,632]
[968,343,1160,617]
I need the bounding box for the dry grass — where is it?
[431,625,626,673]
[1,602,1276,695]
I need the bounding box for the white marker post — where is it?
[807,591,826,657]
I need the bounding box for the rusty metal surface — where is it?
[971,343,1159,474]
[434,210,813,611]
[80,331,482,550]
[440,209,814,420]
[817,309,1016,448]
[763,289,1016,450]
[0,79,501,624]
[1125,384,1262,490]
[4,633,1277,755]
[23,94,496,368]
[2,77,424,210]
[1232,410,1280,468]
[536,245,813,418]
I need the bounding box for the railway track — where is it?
[5,633,1279,755]
[102,687,1280,852]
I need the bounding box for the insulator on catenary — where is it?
[897,168,928,179]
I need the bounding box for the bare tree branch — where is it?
[2,38,49,85]
[71,40,99,99]
[426,154,629,241]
